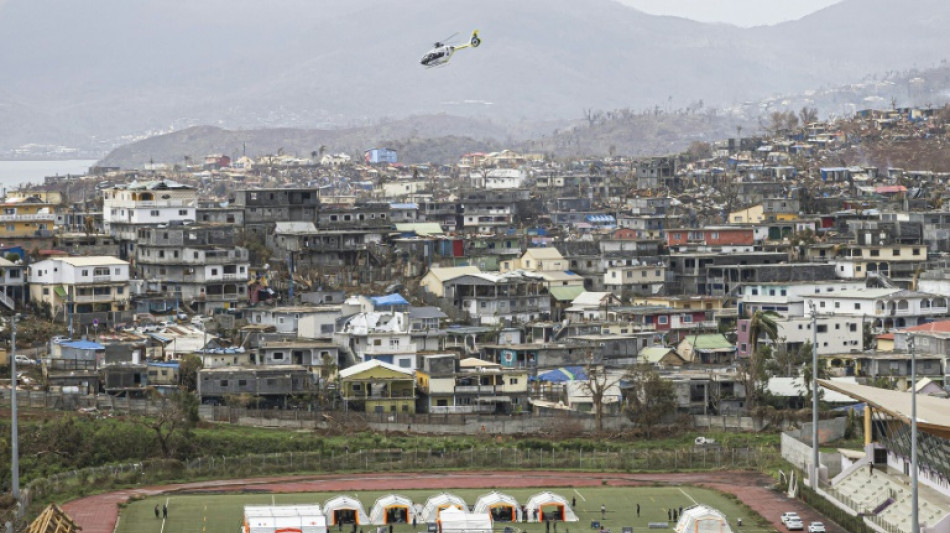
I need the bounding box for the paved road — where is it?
[61,471,844,533]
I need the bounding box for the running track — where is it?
[61,471,844,533]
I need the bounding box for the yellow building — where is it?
[339,359,416,414]
[0,196,59,238]
[728,205,764,224]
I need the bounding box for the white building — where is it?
[248,306,342,336]
[740,280,865,318]
[483,168,527,189]
[29,256,131,328]
[334,311,417,369]
[101,180,197,255]
[803,288,949,332]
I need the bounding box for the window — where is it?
[835,302,840,309]
[179,209,187,216]
[220,380,229,387]
[150,210,159,216]
[751,288,759,295]
[820,301,826,308]
[854,303,861,310]
[816,325,828,333]
[658,316,668,325]
[849,323,858,332]
[398,358,411,368]
[4,225,13,232]
[373,339,382,346]
[238,380,247,386]
[81,269,89,276]
[913,248,921,256]
[682,315,692,323]
[892,249,900,256]
[769,289,775,296]
[780,289,787,296]
[272,352,284,360]
[321,324,334,334]
[870,249,880,257]
[510,378,519,385]
[389,339,399,348]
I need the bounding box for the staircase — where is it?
[0,290,16,311]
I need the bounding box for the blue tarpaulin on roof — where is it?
[585,214,616,223]
[531,366,588,382]
[62,340,105,350]
[369,293,410,307]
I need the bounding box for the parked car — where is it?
[807,522,826,533]
[786,519,804,531]
[14,354,35,365]
[781,513,801,526]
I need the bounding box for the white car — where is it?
[781,512,801,526]
[786,519,804,531]
[807,522,826,533]
[14,354,35,365]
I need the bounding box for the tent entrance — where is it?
[385,506,409,524]
[334,509,358,525]
[539,505,565,521]
[489,505,515,522]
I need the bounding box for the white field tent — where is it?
[473,492,522,522]
[244,505,327,533]
[324,496,370,526]
[369,494,416,525]
[524,492,578,522]
[420,493,468,522]
[437,507,492,533]
[674,505,733,533]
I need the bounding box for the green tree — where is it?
[623,364,676,437]
[747,310,780,357]
[740,345,774,411]
[178,354,203,392]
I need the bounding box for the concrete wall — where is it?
[781,431,843,479]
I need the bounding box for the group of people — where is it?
[153,503,168,519]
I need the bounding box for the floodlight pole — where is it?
[10,315,19,504]
[910,335,919,533]
[810,301,819,487]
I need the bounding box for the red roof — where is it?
[38,249,69,256]
[876,333,895,340]
[901,320,950,334]
[874,185,907,194]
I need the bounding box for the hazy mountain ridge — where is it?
[4,0,950,155]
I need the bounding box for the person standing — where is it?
[154,505,160,519]
[636,504,640,517]
[163,504,168,519]
[601,505,606,520]
[667,509,671,521]
[572,497,576,508]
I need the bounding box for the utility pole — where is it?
[910,335,919,533]
[10,315,20,507]
[810,301,819,487]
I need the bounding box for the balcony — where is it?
[92,275,113,282]
[73,293,124,304]
[0,213,56,222]
[455,385,496,394]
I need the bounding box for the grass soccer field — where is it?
[117,485,772,533]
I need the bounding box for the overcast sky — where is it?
[616,0,844,27]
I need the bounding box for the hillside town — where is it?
[4,105,950,423]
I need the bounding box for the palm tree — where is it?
[747,310,779,356]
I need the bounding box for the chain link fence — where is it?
[10,445,779,525]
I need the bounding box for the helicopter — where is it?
[420,30,481,68]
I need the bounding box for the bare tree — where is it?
[577,356,621,433]
[141,390,199,458]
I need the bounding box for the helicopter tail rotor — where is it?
[470,30,481,48]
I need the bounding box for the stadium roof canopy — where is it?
[819,379,950,438]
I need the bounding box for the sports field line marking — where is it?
[677,488,698,506]
[573,488,587,502]
[273,494,276,506]
[160,496,169,533]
